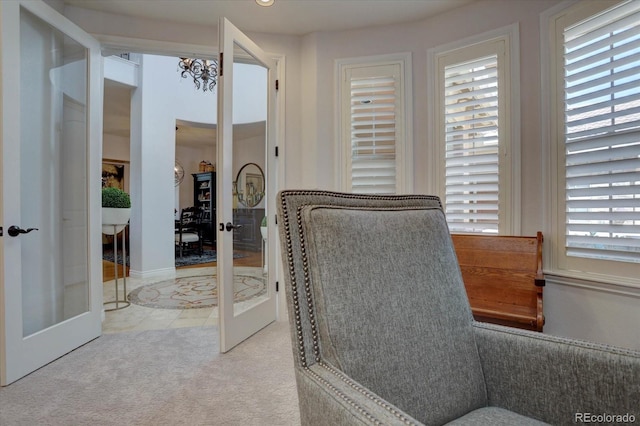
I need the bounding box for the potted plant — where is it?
[102,187,131,235]
[260,216,268,241]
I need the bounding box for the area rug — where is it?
[103,249,245,268]
[128,274,266,309]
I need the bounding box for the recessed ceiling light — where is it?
[256,0,275,6]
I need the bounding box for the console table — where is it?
[233,208,264,251]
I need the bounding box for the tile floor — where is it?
[102,266,266,334]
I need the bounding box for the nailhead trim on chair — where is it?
[297,204,321,363]
[318,362,417,426]
[304,365,383,425]
[279,190,441,426]
[281,192,308,368]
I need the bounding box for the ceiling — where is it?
[64,0,476,36]
[91,0,476,148]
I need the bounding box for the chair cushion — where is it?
[446,407,549,425]
[175,232,199,243]
[299,205,487,425]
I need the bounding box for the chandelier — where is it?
[178,58,218,92]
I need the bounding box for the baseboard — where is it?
[129,267,176,280]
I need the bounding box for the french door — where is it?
[217,18,277,352]
[0,1,103,385]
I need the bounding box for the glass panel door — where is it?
[1,0,103,385]
[217,18,276,352]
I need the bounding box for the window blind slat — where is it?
[568,211,639,221]
[447,193,499,202]
[445,56,497,75]
[446,145,499,156]
[446,164,499,176]
[445,96,498,111]
[445,86,497,103]
[567,198,640,209]
[566,157,639,177]
[567,171,639,186]
[351,76,395,87]
[568,184,639,197]
[567,235,640,250]
[446,117,498,130]
[446,212,499,221]
[445,127,498,139]
[566,144,640,165]
[446,182,499,192]
[446,153,497,166]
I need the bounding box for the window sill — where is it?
[544,270,640,298]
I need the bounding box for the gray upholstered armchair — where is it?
[277,190,640,425]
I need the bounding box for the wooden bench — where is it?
[451,232,545,332]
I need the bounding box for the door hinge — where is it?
[219,52,223,77]
[274,214,278,226]
[276,281,279,292]
[275,146,279,157]
[0,226,3,237]
[275,79,279,90]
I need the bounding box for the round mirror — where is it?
[235,163,265,207]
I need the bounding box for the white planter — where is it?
[260,226,267,241]
[102,207,131,235]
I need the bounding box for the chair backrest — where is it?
[277,190,488,424]
[178,207,202,234]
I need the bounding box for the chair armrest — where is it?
[473,322,640,424]
[296,362,424,425]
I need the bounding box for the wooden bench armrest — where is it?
[535,231,545,287]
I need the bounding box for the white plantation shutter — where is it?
[344,63,403,194]
[444,55,500,233]
[563,0,640,263]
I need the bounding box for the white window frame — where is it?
[336,53,413,194]
[428,24,521,235]
[542,0,640,289]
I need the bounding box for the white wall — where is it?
[65,0,640,350]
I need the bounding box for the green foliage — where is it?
[261,216,268,227]
[102,187,131,208]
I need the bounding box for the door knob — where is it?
[225,222,243,232]
[7,226,39,237]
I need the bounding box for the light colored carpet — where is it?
[0,322,300,426]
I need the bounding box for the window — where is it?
[337,54,412,194]
[430,26,519,234]
[547,0,640,284]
